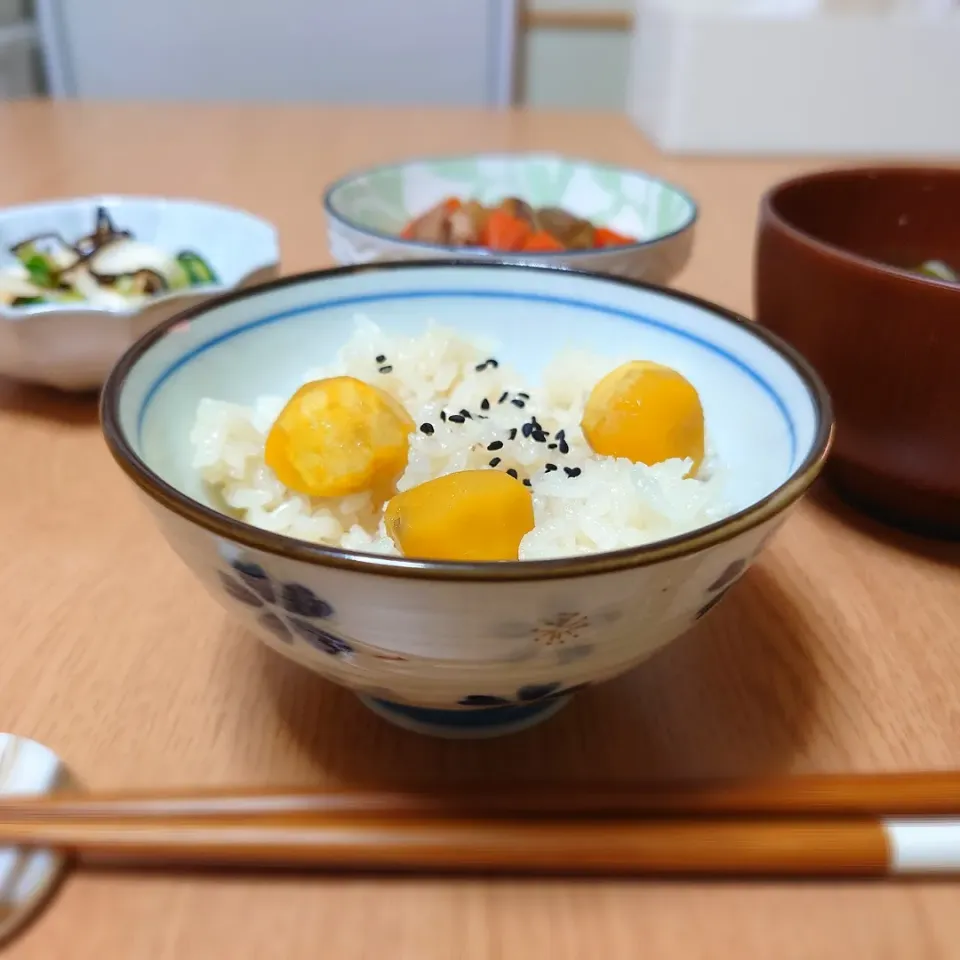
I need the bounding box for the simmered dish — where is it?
[399,197,636,253]
[0,206,219,308]
[191,320,730,561]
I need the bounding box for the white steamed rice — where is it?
[190,316,732,560]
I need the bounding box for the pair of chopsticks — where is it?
[1,772,958,878]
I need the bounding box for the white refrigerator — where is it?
[34,0,517,106]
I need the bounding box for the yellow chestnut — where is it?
[265,376,414,498]
[581,360,705,475]
[384,469,535,561]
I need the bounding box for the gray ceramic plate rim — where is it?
[322,151,699,260]
[100,259,834,583]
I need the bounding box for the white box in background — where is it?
[628,0,960,156]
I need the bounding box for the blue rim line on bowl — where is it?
[0,195,279,318]
[134,288,797,466]
[100,259,834,583]
[322,151,699,258]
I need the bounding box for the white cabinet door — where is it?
[39,0,515,106]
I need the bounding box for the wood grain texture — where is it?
[0,101,957,959]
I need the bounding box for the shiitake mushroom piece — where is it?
[100,268,168,296]
[75,206,132,257]
[9,232,74,260]
[127,269,168,295]
[533,207,596,249]
[497,196,535,226]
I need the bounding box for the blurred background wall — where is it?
[0,0,633,109]
[521,0,631,109]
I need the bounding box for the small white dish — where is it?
[324,152,697,285]
[0,196,279,391]
[0,734,67,946]
[101,261,832,739]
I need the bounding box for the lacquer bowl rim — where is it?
[760,164,960,292]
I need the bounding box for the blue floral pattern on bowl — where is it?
[218,560,353,657]
[708,559,747,592]
[493,610,612,666]
[694,557,749,621]
[695,588,733,621]
[458,681,589,708]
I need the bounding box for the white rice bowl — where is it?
[189,316,732,560]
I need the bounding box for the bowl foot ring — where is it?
[357,695,570,739]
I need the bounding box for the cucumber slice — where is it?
[176,250,219,286]
[14,244,56,288]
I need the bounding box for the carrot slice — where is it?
[594,226,636,248]
[485,209,532,252]
[522,230,565,252]
[400,223,416,239]
[443,197,462,213]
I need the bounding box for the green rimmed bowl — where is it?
[324,153,697,284]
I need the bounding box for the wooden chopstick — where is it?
[1,774,959,876]
[3,814,958,877]
[1,771,959,821]
[0,816,908,877]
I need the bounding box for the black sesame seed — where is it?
[474,361,488,372]
[511,398,526,409]
[558,440,570,454]
[440,411,447,422]
[489,457,502,467]
[420,422,435,435]
[521,422,533,438]
[487,440,504,451]
[509,428,518,440]
[480,398,490,411]
[564,466,582,478]
[518,392,530,399]
[555,429,566,441]
[507,468,518,479]
[487,358,500,369]
[448,414,466,424]
[532,429,548,443]
[498,391,509,404]
[375,354,386,363]
[459,409,473,420]
[547,442,558,450]
[544,463,558,472]
[378,365,393,374]
[523,478,532,487]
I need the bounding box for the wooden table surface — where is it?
[1,102,958,960]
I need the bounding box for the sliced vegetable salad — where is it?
[0,206,219,309]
